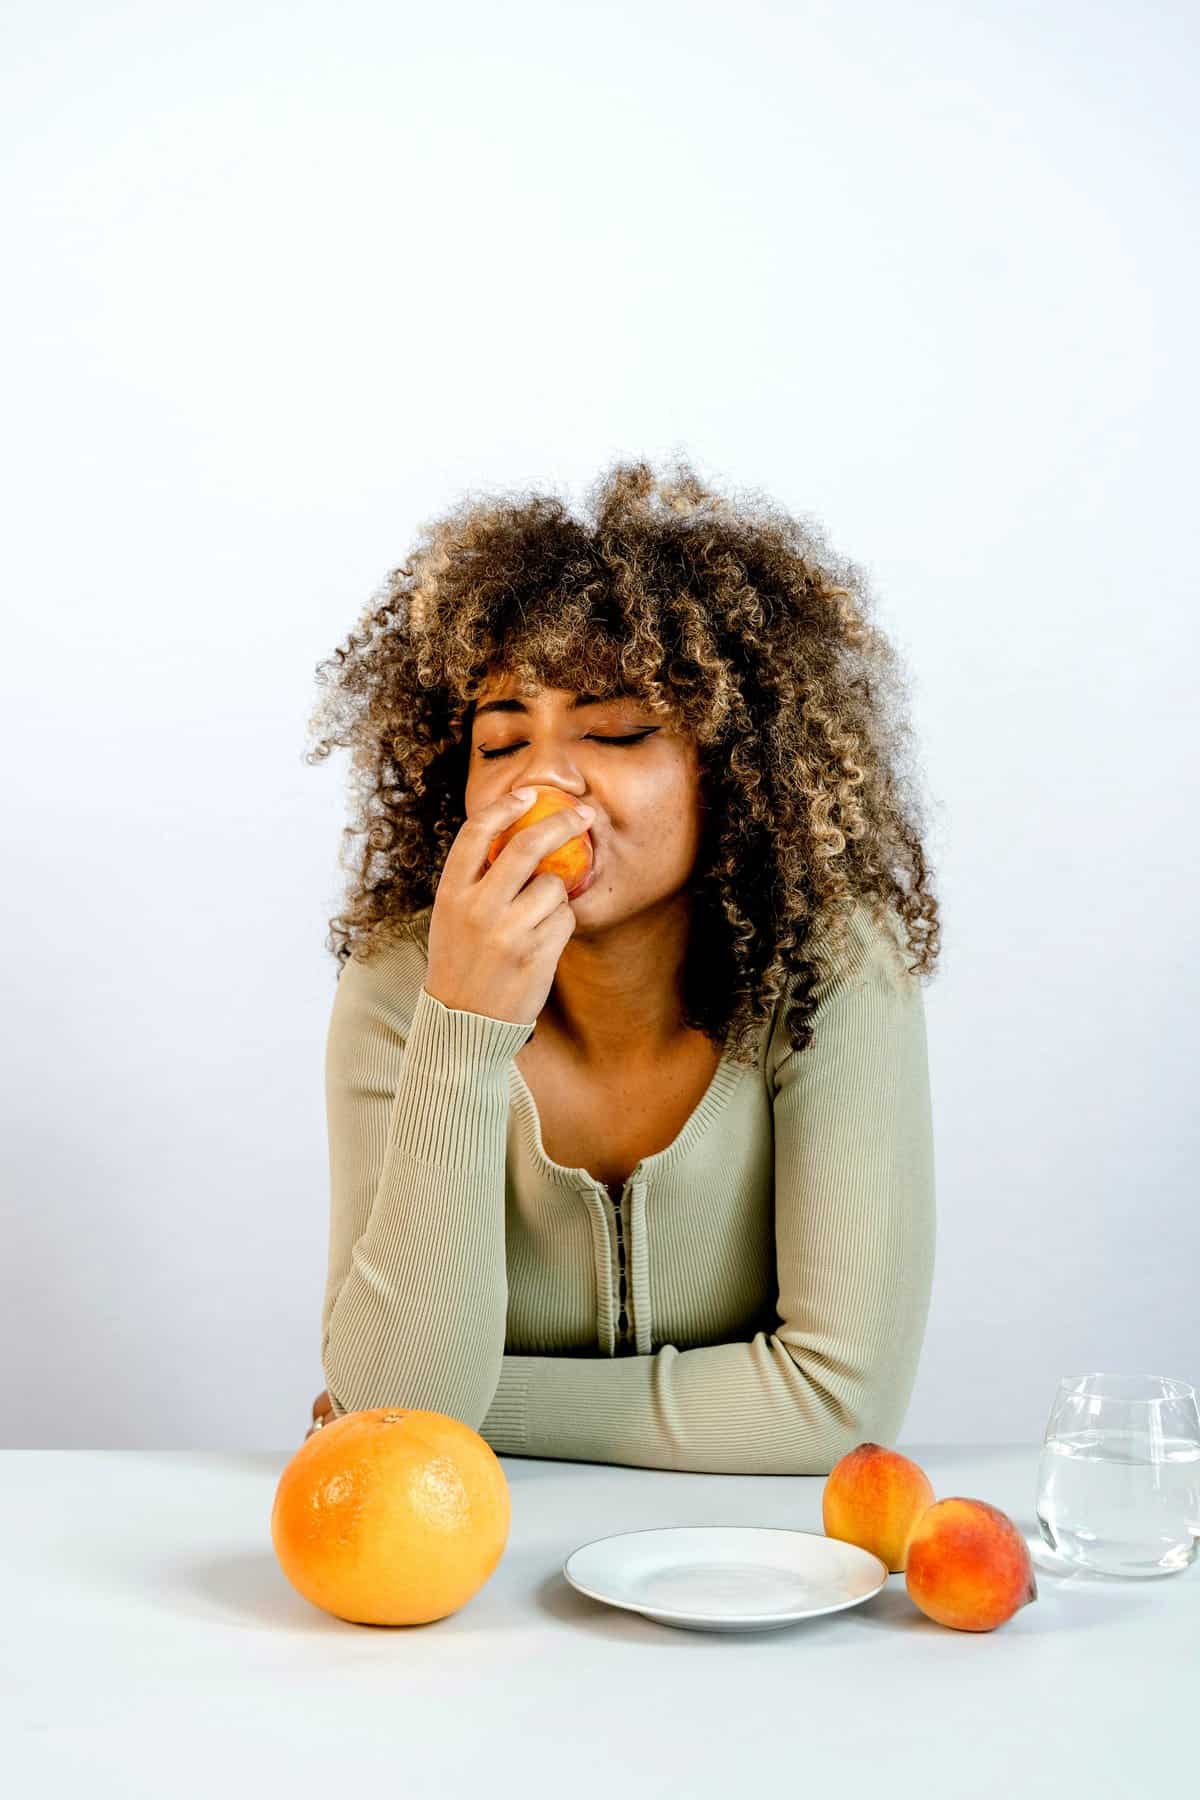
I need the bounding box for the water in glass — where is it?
[1036,1373,1200,1577]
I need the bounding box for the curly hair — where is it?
[304,454,941,1067]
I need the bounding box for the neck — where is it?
[540,898,693,1067]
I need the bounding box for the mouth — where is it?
[568,857,598,899]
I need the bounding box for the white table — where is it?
[4,1443,1193,1798]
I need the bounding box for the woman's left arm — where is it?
[305,1389,334,1440]
[472,909,937,1474]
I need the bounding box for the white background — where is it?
[2,0,1195,1450]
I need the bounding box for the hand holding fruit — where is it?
[484,784,595,898]
[822,1441,1038,1631]
[424,785,594,1026]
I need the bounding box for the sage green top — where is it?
[319,901,936,1474]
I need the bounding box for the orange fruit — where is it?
[486,784,593,897]
[270,1407,511,1625]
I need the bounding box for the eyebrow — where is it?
[472,688,641,721]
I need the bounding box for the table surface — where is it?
[4,1443,1195,1798]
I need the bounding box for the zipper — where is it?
[607,1181,634,1354]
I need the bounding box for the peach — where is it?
[486,784,594,898]
[822,1441,936,1572]
[905,1497,1038,1631]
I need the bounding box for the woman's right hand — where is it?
[424,788,594,1026]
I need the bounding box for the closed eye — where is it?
[478,730,659,761]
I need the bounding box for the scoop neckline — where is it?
[508,1048,747,1193]
[400,906,759,1188]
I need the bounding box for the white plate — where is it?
[562,1525,889,1632]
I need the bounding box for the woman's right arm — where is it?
[320,787,592,1425]
[320,941,536,1425]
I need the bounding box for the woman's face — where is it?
[464,675,707,925]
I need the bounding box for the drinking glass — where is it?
[1035,1372,1200,1577]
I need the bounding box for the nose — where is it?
[523,778,590,810]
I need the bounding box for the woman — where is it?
[302,456,941,1474]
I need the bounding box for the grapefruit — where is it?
[270,1407,511,1625]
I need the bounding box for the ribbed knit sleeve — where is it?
[476,913,936,1474]
[320,938,534,1424]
